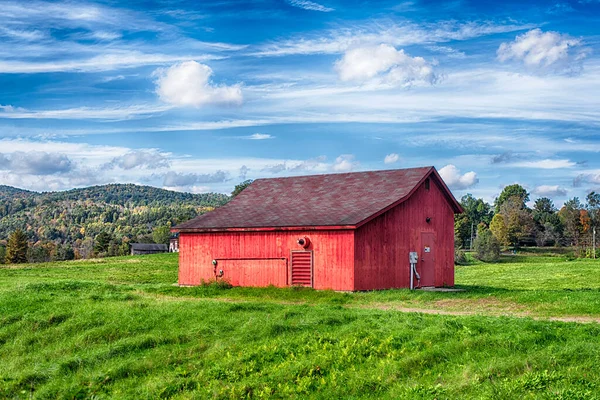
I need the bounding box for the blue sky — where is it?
[0,0,599,206]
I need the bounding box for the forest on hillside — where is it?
[0,184,229,262]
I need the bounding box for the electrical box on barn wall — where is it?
[409,252,418,264]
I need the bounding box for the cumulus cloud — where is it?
[162,170,228,186]
[0,151,73,175]
[573,173,600,187]
[335,44,439,87]
[155,61,243,107]
[384,153,400,164]
[286,0,333,12]
[332,154,358,172]
[106,150,170,170]
[497,29,587,72]
[438,164,478,190]
[532,185,567,197]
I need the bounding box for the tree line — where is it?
[455,184,600,262]
[0,184,229,264]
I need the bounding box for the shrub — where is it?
[454,249,467,265]
[474,229,500,262]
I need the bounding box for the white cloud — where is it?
[532,185,568,197]
[335,44,438,86]
[0,151,73,175]
[0,52,222,74]
[262,163,288,174]
[286,0,334,12]
[332,154,358,172]
[155,61,243,107]
[162,170,229,186]
[239,165,249,179]
[244,133,274,140]
[0,103,172,121]
[261,156,329,174]
[0,139,334,194]
[438,164,478,189]
[511,159,576,169]
[384,153,400,164]
[497,29,587,72]
[106,150,171,170]
[426,45,466,59]
[253,20,536,57]
[573,173,600,187]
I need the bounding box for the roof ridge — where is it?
[251,166,434,182]
[174,166,460,232]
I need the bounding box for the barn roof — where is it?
[174,166,462,232]
[131,243,168,251]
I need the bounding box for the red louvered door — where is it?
[290,251,313,287]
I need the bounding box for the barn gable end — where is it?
[354,173,455,290]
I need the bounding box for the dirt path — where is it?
[136,291,600,324]
[361,304,600,324]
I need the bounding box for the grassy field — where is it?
[1,253,600,398]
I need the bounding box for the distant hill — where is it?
[0,184,229,259]
[0,185,35,200]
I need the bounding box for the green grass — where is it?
[1,253,600,398]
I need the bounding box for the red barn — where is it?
[174,166,462,291]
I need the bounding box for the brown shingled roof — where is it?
[174,166,461,232]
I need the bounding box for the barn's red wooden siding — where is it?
[178,230,355,290]
[353,176,455,290]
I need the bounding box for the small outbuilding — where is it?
[173,166,462,291]
[169,234,179,253]
[130,243,168,255]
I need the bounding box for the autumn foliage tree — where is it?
[558,198,584,249]
[489,214,509,247]
[498,196,536,249]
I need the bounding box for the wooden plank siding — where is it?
[353,175,455,290]
[179,230,355,290]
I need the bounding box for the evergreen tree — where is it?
[0,245,5,264]
[94,231,112,255]
[474,227,500,262]
[6,229,28,264]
